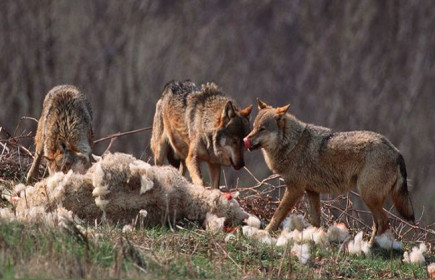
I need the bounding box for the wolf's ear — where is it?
[221,101,236,123]
[257,99,270,110]
[276,104,290,116]
[239,104,253,118]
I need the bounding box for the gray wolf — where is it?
[26,85,94,183]
[243,99,414,243]
[151,80,252,188]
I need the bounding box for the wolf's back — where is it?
[43,85,93,146]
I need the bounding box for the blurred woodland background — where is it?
[0,1,434,223]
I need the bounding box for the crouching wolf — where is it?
[26,85,94,183]
[151,80,252,189]
[243,99,414,243]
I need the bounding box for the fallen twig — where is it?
[94,126,152,144]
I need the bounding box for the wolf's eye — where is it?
[259,126,265,131]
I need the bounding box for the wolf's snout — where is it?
[231,157,245,170]
[243,137,252,149]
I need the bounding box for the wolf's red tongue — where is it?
[243,137,252,149]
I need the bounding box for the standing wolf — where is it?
[243,99,414,243]
[26,85,94,183]
[151,80,252,189]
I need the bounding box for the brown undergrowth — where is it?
[1,124,434,243]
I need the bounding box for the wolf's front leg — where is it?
[265,185,304,231]
[186,152,204,186]
[207,163,221,189]
[306,190,321,227]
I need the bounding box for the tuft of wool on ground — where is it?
[403,243,428,265]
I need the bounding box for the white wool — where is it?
[24,186,36,196]
[225,233,236,243]
[242,225,258,237]
[252,229,275,245]
[409,247,425,265]
[128,161,154,194]
[48,170,73,201]
[403,243,427,265]
[46,172,67,192]
[0,208,16,221]
[122,224,133,233]
[13,183,27,195]
[245,215,261,228]
[26,206,46,222]
[130,160,152,171]
[139,209,148,218]
[92,162,105,188]
[282,214,310,231]
[139,175,154,194]
[291,243,310,264]
[276,229,304,247]
[427,263,435,278]
[92,185,110,197]
[56,207,76,223]
[348,231,371,256]
[276,234,291,247]
[374,230,403,250]
[419,243,428,253]
[290,229,303,242]
[327,223,349,243]
[302,226,326,244]
[1,186,18,203]
[95,196,109,210]
[403,251,410,263]
[312,228,327,245]
[205,212,225,234]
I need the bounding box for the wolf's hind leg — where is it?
[265,185,304,232]
[360,191,389,244]
[306,190,321,227]
[153,138,170,166]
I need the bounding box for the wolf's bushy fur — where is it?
[151,80,252,188]
[16,153,250,226]
[26,85,94,183]
[245,100,414,243]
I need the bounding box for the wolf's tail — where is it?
[392,154,415,222]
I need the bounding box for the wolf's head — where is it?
[243,99,290,151]
[47,141,92,175]
[214,101,253,170]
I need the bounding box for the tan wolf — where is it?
[26,85,94,183]
[151,80,253,189]
[243,99,414,243]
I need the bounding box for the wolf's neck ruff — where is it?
[279,123,308,155]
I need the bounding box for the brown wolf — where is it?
[26,85,94,183]
[243,99,414,243]
[151,80,252,189]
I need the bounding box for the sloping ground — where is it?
[0,131,434,278]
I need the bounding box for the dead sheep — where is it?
[14,152,252,227]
